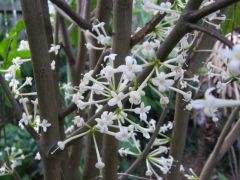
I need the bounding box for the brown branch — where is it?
[130,12,166,47]
[188,0,240,21]
[187,23,233,48]
[50,0,92,31]
[219,117,240,156]
[75,0,91,82]
[59,15,75,66]
[199,107,240,179]
[103,1,132,179]
[21,0,62,179]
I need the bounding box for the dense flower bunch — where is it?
[0,0,240,179]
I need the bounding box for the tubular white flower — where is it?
[117,56,143,81]
[151,72,174,92]
[39,119,51,133]
[129,90,144,105]
[19,113,32,128]
[108,91,125,109]
[115,127,132,141]
[51,60,56,70]
[48,44,60,55]
[73,116,85,128]
[93,133,105,169]
[141,40,159,59]
[52,130,90,154]
[18,40,29,51]
[134,102,151,121]
[191,88,240,120]
[95,111,114,133]
[228,59,240,76]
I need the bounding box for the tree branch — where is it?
[219,117,240,157]
[187,23,233,48]
[188,0,240,21]
[59,15,76,66]
[50,0,92,31]
[199,107,240,179]
[21,0,62,179]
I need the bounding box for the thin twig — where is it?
[59,15,75,66]
[50,0,92,31]
[188,0,240,21]
[131,12,166,47]
[187,23,233,48]
[219,117,240,157]
[199,107,240,179]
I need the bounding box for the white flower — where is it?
[134,103,151,121]
[228,59,240,76]
[57,141,65,150]
[76,100,87,110]
[19,113,32,128]
[192,75,200,83]
[35,152,41,160]
[115,127,132,141]
[219,44,240,76]
[160,96,169,105]
[104,53,117,62]
[191,88,240,120]
[159,2,172,14]
[34,115,41,132]
[100,65,116,79]
[49,44,60,55]
[96,34,111,46]
[108,91,125,108]
[141,40,159,59]
[92,84,104,95]
[95,111,114,133]
[129,90,144,105]
[73,116,84,127]
[151,72,174,92]
[95,161,105,169]
[145,169,153,176]
[51,60,56,70]
[25,77,33,86]
[18,40,29,51]
[39,119,51,132]
[160,121,173,133]
[220,44,240,61]
[117,56,142,81]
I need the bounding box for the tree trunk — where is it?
[21,1,62,179]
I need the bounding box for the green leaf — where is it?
[7,50,31,62]
[0,38,11,61]
[8,20,25,37]
[222,3,240,34]
[70,26,79,47]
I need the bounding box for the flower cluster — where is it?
[0,146,25,175]
[0,0,239,179]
